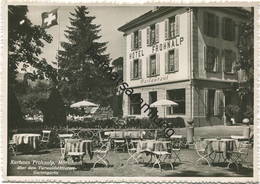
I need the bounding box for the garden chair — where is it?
[113,131,126,152]
[171,138,182,163]
[40,130,51,149]
[98,131,110,147]
[126,139,140,164]
[64,139,85,166]
[226,142,251,171]
[194,140,211,167]
[8,139,16,156]
[152,141,174,171]
[92,141,111,169]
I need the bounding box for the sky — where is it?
[27,6,153,67]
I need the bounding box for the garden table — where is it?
[203,138,237,164]
[64,139,94,160]
[12,133,41,151]
[104,130,143,139]
[136,140,171,162]
[58,134,73,147]
[136,140,174,170]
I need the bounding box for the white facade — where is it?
[119,7,249,126]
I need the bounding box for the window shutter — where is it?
[165,51,169,73]
[214,49,219,72]
[131,33,134,50]
[138,59,142,78]
[130,61,133,79]
[147,27,151,46]
[219,90,224,117]
[174,48,179,72]
[217,49,222,72]
[223,50,227,72]
[138,30,142,48]
[215,15,219,37]
[175,15,180,37]
[231,51,236,73]
[203,12,208,35]
[146,57,150,77]
[214,90,219,116]
[165,19,169,40]
[222,18,226,40]
[204,89,208,116]
[155,23,159,43]
[204,46,208,71]
[232,20,236,41]
[156,53,160,75]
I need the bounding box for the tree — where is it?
[8,6,57,127]
[44,88,66,126]
[58,6,113,106]
[235,8,254,122]
[8,90,24,128]
[8,6,57,85]
[236,8,254,94]
[17,80,50,117]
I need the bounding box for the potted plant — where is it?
[225,104,240,125]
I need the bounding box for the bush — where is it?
[225,104,240,122]
[243,105,253,124]
[8,89,24,128]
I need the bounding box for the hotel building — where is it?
[118,7,250,126]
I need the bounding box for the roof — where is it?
[118,7,250,32]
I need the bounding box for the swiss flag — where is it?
[41,9,58,29]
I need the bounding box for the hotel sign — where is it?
[129,36,184,60]
[152,36,184,54]
[141,75,169,84]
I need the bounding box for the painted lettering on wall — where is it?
[141,75,169,84]
[152,36,184,54]
[129,50,144,60]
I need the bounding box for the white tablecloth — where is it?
[13,133,41,150]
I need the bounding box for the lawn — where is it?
[7,125,254,177]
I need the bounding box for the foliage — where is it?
[8,88,24,128]
[44,88,66,126]
[58,6,114,105]
[235,9,254,95]
[17,80,50,116]
[225,104,240,120]
[243,105,253,123]
[8,6,57,85]
[8,6,57,128]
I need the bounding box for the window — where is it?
[167,89,185,114]
[165,49,179,73]
[134,31,139,49]
[149,91,157,115]
[165,15,180,40]
[130,93,141,115]
[224,49,236,73]
[131,59,142,79]
[133,59,139,78]
[169,17,175,38]
[147,24,159,46]
[222,17,236,41]
[207,89,215,117]
[203,12,219,37]
[206,89,224,117]
[150,55,156,76]
[131,30,142,50]
[150,25,156,44]
[205,46,219,72]
[147,54,160,77]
